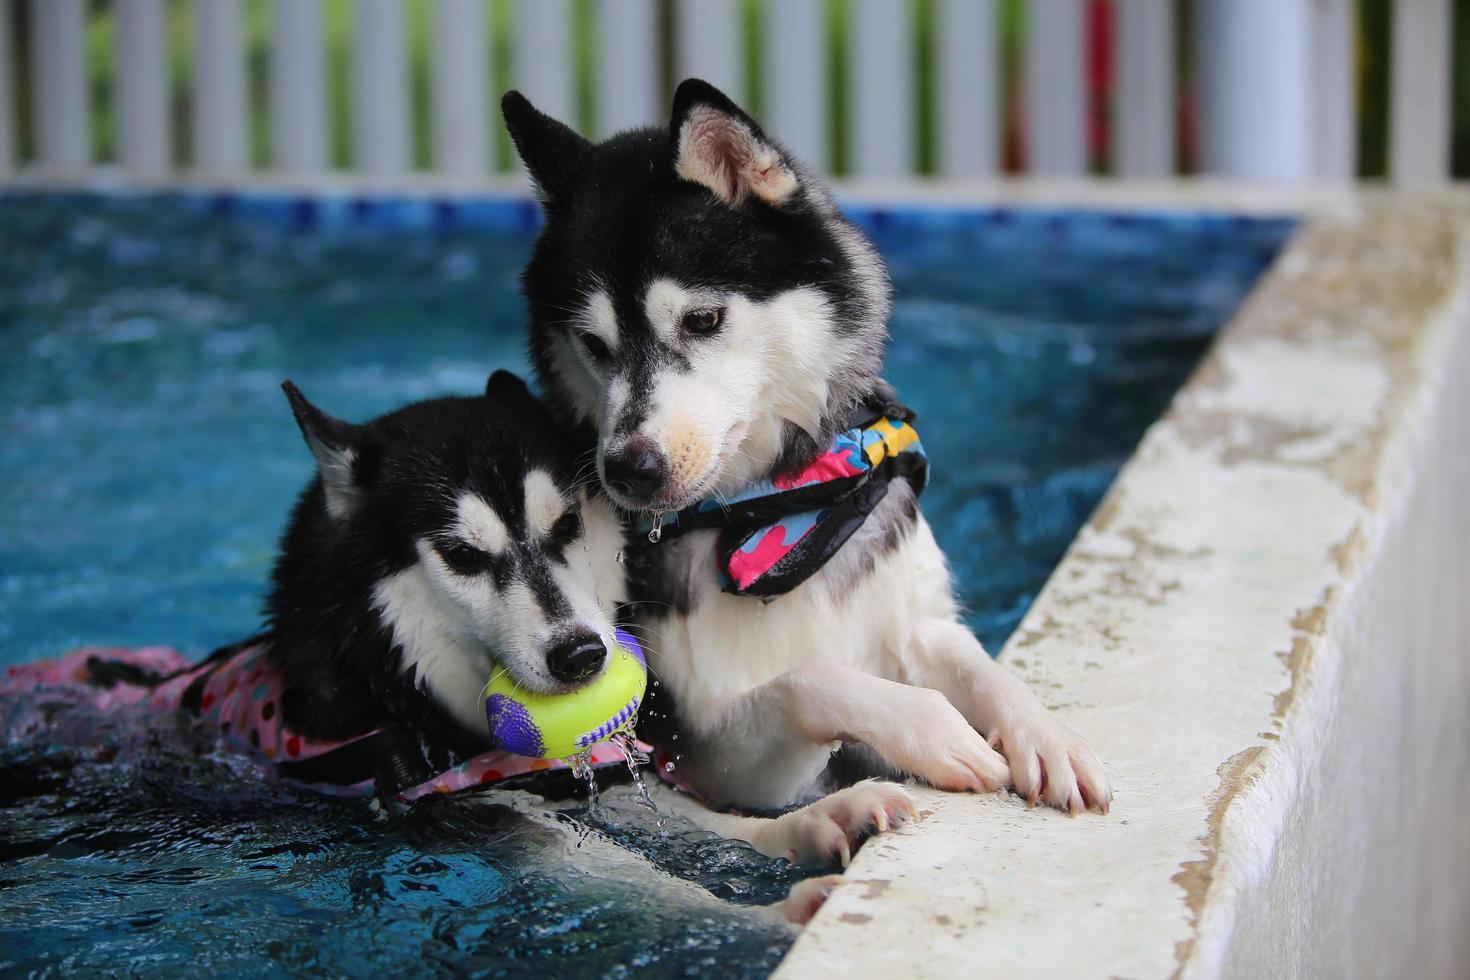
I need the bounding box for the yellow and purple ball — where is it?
[482,630,646,760]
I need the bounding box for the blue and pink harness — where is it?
[641,407,929,599]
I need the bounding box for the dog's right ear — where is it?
[281,381,365,521]
[502,91,591,207]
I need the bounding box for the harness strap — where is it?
[634,391,928,600]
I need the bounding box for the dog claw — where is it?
[767,780,915,867]
[986,712,1112,815]
[778,874,844,926]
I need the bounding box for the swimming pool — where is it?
[0,191,1290,976]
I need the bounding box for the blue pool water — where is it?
[0,191,1291,976]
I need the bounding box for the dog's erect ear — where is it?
[281,381,365,520]
[502,91,591,206]
[485,370,560,431]
[670,78,798,207]
[484,368,532,400]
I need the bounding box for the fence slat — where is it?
[1390,0,1451,183]
[30,0,89,174]
[516,0,574,124]
[0,0,14,176]
[1196,0,1310,181]
[192,0,248,173]
[676,0,742,100]
[763,0,827,172]
[352,0,410,175]
[596,0,659,138]
[849,0,912,177]
[116,0,171,175]
[1024,0,1085,176]
[1114,0,1173,178]
[1308,0,1354,180]
[270,0,327,175]
[937,0,997,177]
[431,0,489,175]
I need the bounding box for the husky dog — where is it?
[501,80,1112,816]
[263,369,631,763]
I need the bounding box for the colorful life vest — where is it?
[1,641,638,803]
[639,407,928,599]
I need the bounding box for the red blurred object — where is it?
[1087,0,1113,171]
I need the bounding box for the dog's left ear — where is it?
[281,381,367,521]
[670,78,798,207]
[484,369,535,402]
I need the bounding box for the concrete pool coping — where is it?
[5,175,1467,977]
[779,186,1470,979]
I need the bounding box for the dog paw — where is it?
[777,874,845,926]
[765,779,918,868]
[875,688,1011,794]
[989,711,1112,815]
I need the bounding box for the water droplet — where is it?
[663,761,675,773]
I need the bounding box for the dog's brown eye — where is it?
[681,307,723,336]
[579,332,611,363]
[437,541,491,575]
[548,511,582,548]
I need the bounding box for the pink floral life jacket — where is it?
[0,644,634,802]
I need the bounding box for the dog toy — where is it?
[482,629,647,759]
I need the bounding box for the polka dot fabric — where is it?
[2,645,638,801]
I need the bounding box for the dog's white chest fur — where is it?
[648,486,957,728]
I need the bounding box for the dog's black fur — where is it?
[264,370,584,754]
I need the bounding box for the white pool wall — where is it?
[779,191,1470,978]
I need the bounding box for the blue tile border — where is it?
[0,187,1297,247]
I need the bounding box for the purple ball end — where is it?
[485,692,544,757]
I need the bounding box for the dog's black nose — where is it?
[546,636,606,684]
[604,441,667,499]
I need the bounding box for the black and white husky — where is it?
[266,369,631,760]
[502,80,1112,816]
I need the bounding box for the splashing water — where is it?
[612,731,660,817]
[567,748,603,818]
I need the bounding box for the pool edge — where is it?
[777,190,1470,978]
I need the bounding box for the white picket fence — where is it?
[0,0,1457,185]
